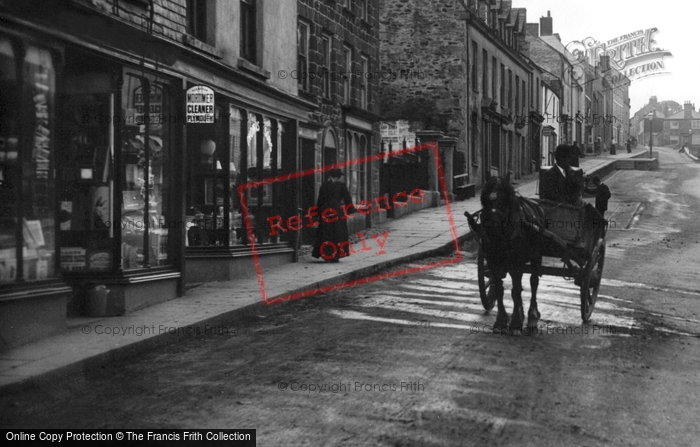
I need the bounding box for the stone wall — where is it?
[378,0,466,135]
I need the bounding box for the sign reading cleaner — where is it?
[186,85,215,123]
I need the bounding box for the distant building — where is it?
[664,102,700,149]
[630,96,682,148]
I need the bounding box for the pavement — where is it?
[0,149,650,393]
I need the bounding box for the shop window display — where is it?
[0,39,57,283]
[185,104,289,248]
[121,72,173,269]
[57,82,114,272]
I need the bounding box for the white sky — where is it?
[514,0,697,113]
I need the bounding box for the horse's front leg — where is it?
[509,270,525,330]
[527,261,542,329]
[491,274,508,329]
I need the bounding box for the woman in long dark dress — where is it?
[312,169,355,262]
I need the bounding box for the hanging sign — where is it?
[186,85,215,123]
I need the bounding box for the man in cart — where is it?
[540,144,584,206]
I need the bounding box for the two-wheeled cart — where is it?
[466,200,606,323]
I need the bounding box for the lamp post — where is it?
[647,112,653,158]
[689,128,692,152]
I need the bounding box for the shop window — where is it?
[186,105,288,248]
[347,134,367,205]
[247,114,259,168]
[121,72,174,269]
[0,40,57,283]
[0,38,19,283]
[262,117,272,169]
[57,73,114,273]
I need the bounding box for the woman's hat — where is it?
[328,168,344,179]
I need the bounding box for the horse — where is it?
[476,174,546,330]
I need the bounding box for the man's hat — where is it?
[554,144,570,157]
[194,212,205,222]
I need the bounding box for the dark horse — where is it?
[477,175,546,330]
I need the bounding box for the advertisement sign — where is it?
[186,85,215,124]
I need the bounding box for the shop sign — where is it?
[134,85,163,125]
[186,85,215,123]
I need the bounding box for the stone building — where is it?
[379,0,539,189]
[296,0,381,243]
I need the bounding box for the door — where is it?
[300,138,316,245]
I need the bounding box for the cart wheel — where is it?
[477,246,496,311]
[580,238,605,322]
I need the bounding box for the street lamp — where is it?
[689,128,692,152]
[647,112,654,158]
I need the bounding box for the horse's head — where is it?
[480,175,516,238]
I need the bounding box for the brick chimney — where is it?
[684,101,694,119]
[525,23,539,36]
[540,11,553,36]
[649,96,657,105]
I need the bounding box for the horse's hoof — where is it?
[527,309,541,328]
[494,310,509,329]
[509,307,525,330]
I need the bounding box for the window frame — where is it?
[358,0,368,22]
[482,49,488,95]
[297,20,310,91]
[240,0,257,65]
[343,44,352,105]
[470,40,478,93]
[321,33,332,100]
[360,54,369,110]
[186,0,208,43]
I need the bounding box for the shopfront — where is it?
[56,48,183,316]
[0,24,186,348]
[184,88,299,282]
[0,30,71,348]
